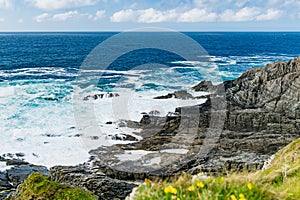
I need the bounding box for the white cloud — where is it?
[0,18,4,22]
[111,6,283,23]
[220,7,283,22]
[93,10,106,20]
[137,8,177,23]
[110,9,137,22]
[27,0,98,10]
[256,9,282,21]
[178,8,217,22]
[0,0,12,9]
[111,8,178,23]
[18,18,24,23]
[35,10,106,22]
[35,13,50,22]
[219,7,261,21]
[111,8,217,23]
[53,11,80,21]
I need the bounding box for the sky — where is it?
[0,0,300,31]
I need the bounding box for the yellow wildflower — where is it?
[239,193,246,200]
[188,185,195,191]
[197,182,205,188]
[247,182,253,190]
[164,185,177,195]
[230,194,237,200]
[144,178,151,185]
[177,198,180,200]
[220,177,224,183]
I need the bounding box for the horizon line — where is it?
[0,30,300,33]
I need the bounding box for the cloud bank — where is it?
[110,7,282,23]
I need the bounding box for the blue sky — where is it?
[0,0,299,31]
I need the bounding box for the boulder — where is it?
[50,165,136,200]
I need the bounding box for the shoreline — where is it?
[1,56,299,199]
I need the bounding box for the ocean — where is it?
[0,32,300,168]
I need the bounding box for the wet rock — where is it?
[6,164,49,187]
[106,134,139,142]
[192,80,214,92]
[50,165,136,200]
[149,110,160,116]
[174,90,193,99]
[153,93,173,99]
[0,172,12,190]
[15,153,25,158]
[83,93,120,101]
[6,159,28,166]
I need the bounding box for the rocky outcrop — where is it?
[0,159,49,200]
[0,160,137,200]
[50,165,136,200]
[89,57,300,180]
[226,57,300,118]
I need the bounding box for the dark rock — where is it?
[174,90,193,99]
[6,164,49,187]
[192,80,214,92]
[149,110,160,116]
[15,153,25,158]
[153,93,174,99]
[106,121,113,125]
[50,165,136,200]
[0,192,11,200]
[83,93,120,101]
[154,90,194,100]
[6,159,28,166]
[106,134,139,142]
[139,114,151,125]
[226,57,300,118]
[90,136,99,140]
[0,171,12,190]
[43,133,61,137]
[16,138,23,142]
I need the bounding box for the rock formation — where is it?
[89,56,300,180]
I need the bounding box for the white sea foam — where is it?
[0,76,208,168]
[0,161,12,172]
[4,55,284,168]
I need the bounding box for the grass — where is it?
[132,138,300,200]
[5,172,97,200]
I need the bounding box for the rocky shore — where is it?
[1,57,299,199]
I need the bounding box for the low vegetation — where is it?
[132,138,300,200]
[5,173,97,200]
[5,138,300,200]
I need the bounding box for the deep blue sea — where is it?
[0,32,300,168]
